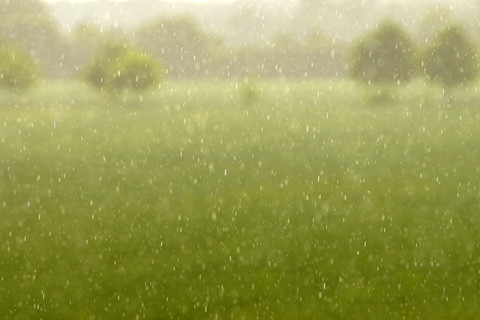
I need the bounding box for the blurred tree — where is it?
[0,0,67,77]
[422,25,478,87]
[350,20,415,84]
[136,16,225,78]
[108,51,164,90]
[67,21,133,78]
[69,22,104,73]
[269,31,305,77]
[0,0,45,20]
[84,42,164,92]
[84,42,127,90]
[0,40,38,89]
[303,29,347,77]
[232,44,269,78]
[230,29,347,79]
[416,5,455,44]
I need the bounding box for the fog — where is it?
[3,0,480,79]
[2,0,480,319]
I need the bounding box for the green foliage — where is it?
[350,20,415,84]
[422,25,478,87]
[69,22,136,79]
[109,51,164,90]
[85,42,127,89]
[0,41,38,89]
[84,42,164,91]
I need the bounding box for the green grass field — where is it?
[1,80,480,319]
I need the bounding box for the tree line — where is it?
[351,20,478,88]
[0,0,478,91]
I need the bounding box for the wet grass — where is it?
[1,79,480,319]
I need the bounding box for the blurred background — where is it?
[3,1,480,319]
[2,0,480,81]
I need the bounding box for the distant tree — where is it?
[0,0,67,77]
[68,22,104,73]
[416,6,455,44]
[136,16,224,78]
[269,31,305,77]
[67,22,133,78]
[84,42,164,92]
[230,29,347,79]
[231,44,269,78]
[108,51,164,90]
[350,20,415,84]
[422,25,478,87]
[303,29,347,77]
[84,42,127,89]
[0,41,38,89]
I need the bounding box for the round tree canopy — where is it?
[423,25,478,87]
[350,20,415,85]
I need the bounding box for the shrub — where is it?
[350,20,415,85]
[422,25,478,87]
[85,42,164,92]
[240,77,261,106]
[108,51,164,90]
[84,43,127,89]
[0,41,38,89]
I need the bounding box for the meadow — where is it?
[0,79,479,319]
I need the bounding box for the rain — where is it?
[1,0,480,319]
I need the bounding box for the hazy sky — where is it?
[43,0,234,2]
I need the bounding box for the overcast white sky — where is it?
[43,0,234,2]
